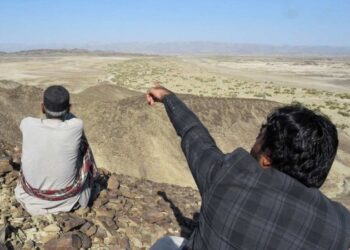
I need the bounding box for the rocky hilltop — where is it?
[0,160,201,249]
[0,84,278,188]
[0,84,349,249]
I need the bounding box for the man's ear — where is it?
[259,154,272,169]
[41,103,45,114]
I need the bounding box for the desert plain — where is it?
[0,51,349,203]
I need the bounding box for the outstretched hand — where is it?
[146,84,171,106]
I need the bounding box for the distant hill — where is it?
[1,42,350,56]
[0,48,152,57]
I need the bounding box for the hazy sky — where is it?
[0,0,349,47]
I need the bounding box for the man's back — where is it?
[15,116,85,215]
[20,117,83,189]
[187,148,350,249]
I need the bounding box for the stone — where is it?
[0,158,13,173]
[0,243,7,250]
[95,207,116,218]
[43,224,60,233]
[97,216,118,236]
[107,174,120,190]
[106,190,119,199]
[41,231,59,244]
[99,189,108,198]
[43,233,82,250]
[94,227,107,239]
[0,160,11,177]
[74,207,90,217]
[130,237,143,248]
[85,225,97,237]
[0,224,10,244]
[119,186,135,198]
[104,236,118,245]
[22,240,35,250]
[4,172,17,185]
[60,215,86,233]
[92,197,109,209]
[11,217,24,225]
[116,217,129,229]
[73,232,91,249]
[98,168,110,176]
[144,210,170,224]
[11,146,21,166]
[79,222,92,234]
[141,233,153,245]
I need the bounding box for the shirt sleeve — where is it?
[163,94,224,196]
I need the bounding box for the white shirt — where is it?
[15,117,90,215]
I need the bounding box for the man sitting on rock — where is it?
[147,85,350,249]
[15,85,97,216]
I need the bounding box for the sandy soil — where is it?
[0,56,131,92]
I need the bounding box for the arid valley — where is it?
[0,50,350,248]
[1,51,350,197]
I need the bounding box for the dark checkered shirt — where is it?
[164,94,350,250]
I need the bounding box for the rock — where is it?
[4,172,17,185]
[14,228,26,243]
[95,207,116,218]
[0,243,7,250]
[11,146,21,166]
[60,215,86,233]
[92,197,109,209]
[0,224,10,244]
[130,237,143,248]
[43,233,82,250]
[119,186,135,198]
[41,231,59,244]
[104,236,118,245]
[22,240,35,250]
[79,222,92,234]
[43,224,60,233]
[141,233,153,245]
[74,207,90,217]
[11,217,24,225]
[85,225,97,237]
[0,169,202,250]
[97,216,118,236]
[116,217,129,229]
[98,168,110,176]
[106,190,119,199]
[73,232,91,249]
[94,227,107,239]
[0,160,11,177]
[107,174,120,190]
[99,189,108,198]
[144,210,170,224]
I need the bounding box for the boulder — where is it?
[107,174,120,190]
[43,233,82,250]
[59,215,86,233]
[0,161,11,177]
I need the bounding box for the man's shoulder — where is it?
[329,197,350,221]
[20,117,40,127]
[65,117,83,128]
[224,147,261,174]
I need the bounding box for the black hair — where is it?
[43,85,70,121]
[260,105,338,188]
